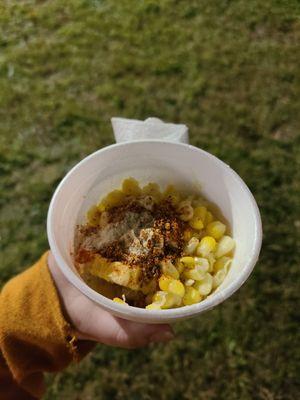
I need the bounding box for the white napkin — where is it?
[111,117,189,144]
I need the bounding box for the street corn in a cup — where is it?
[47,117,262,323]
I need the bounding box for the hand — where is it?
[47,252,174,349]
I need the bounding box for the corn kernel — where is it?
[194,273,213,296]
[196,236,217,257]
[180,256,195,268]
[142,182,162,202]
[163,185,181,206]
[168,279,185,297]
[146,303,162,310]
[214,256,232,272]
[87,205,101,226]
[153,291,181,308]
[193,206,207,221]
[175,259,185,274]
[204,211,214,226]
[161,260,179,279]
[177,200,194,221]
[153,291,170,309]
[206,221,226,240]
[183,264,206,281]
[165,293,182,308]
[122,177,141,196]
[113,297,128,305]
[194,257,210,272]
[152,291,167,305]
[102,190,125,209]
[189,217,204,230]
[184,237,199,255]
[206,252,216,272]
[183,287,202,305]
[158,275,173,291]
[97,202,106,212]
[212,269,227,289]
[184,279,195,286]
[215,236,235,258]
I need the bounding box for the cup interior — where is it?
[47,141,262,323]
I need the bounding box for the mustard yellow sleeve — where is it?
[0,252,94,400]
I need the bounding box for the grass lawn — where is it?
[1,0,300,399]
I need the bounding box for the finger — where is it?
[113,318,175,349]
[81,305,174,349]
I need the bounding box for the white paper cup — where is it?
[47,141,262,324]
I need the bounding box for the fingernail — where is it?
[149,331,175,344]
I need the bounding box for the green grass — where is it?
[1,0,300,399]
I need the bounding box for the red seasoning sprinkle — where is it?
[74,198,187,286]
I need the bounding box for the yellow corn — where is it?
[146,303,162,310]
[204,211,214,226]
[206,252,216,272]
[97,202,106,212]
[175,259,185,274]
[183,265,206,281]
[152,291,172,308]
[168,279,185,297]
[158,275,185,297]
[163,185,181,206]
[194,273,213,296]
[212,269,227,289]
[87,205,101,226]
[196,236,217,257]
[189,217,204,230]
[142,182,162,202]
[161,260,179,279]
[102,190,125,209]
[152,291,181,308]
[183,287,201,305]
[180,256,195,268]
[166,293,182,308]
[206,221,226,240]
[214,256,232,272]
[122,177,142,196]
[177,200,194,221]
[215,236,235,258]
[113,297,128,305]
[152,291,166,304]
[184,237,199,255]
[194,257,210,272]
[158,275,173,291]
[193,206,207,221]
[184,279,195,286]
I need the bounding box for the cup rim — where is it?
[47,140,262,322]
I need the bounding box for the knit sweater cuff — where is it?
[0,252,94,399]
